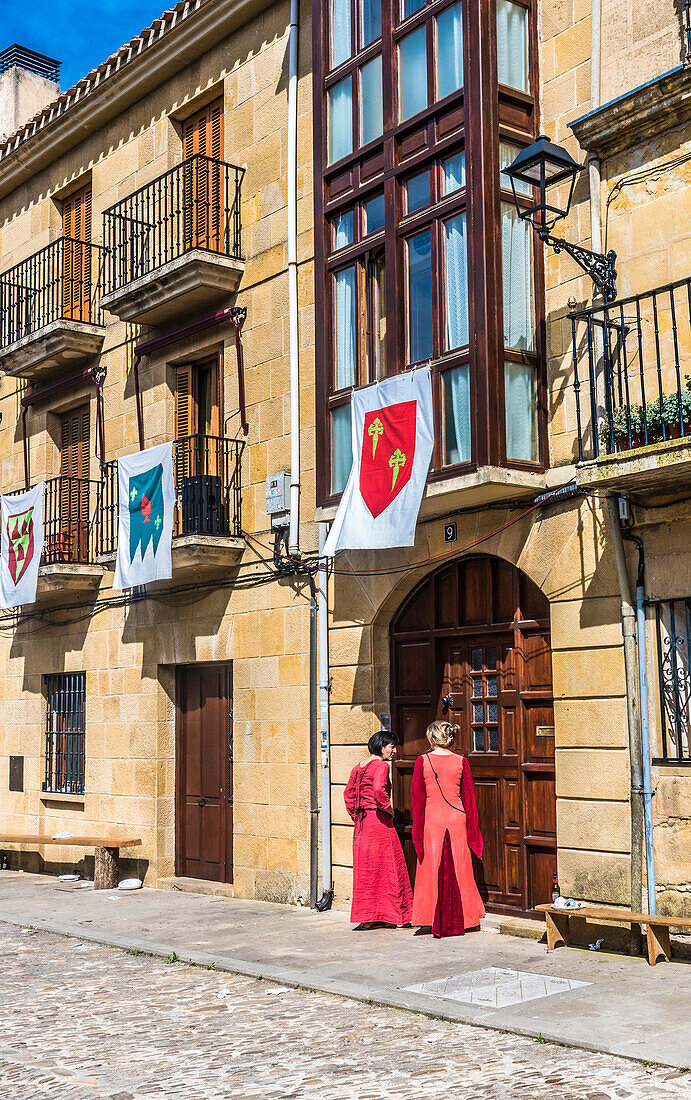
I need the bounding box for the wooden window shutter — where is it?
[182,100,224,251]
[60,406,90,479]
[183,98,224,160]
[62,185,91,242]
[175,365,196,441]
[62,185,92,321]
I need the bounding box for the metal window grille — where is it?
[0,45,60,82]
[43,673,86,794]
[652,599,691,764]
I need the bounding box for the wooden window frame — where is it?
[314,0,545,507]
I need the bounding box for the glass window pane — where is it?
[474,729,484,752]
[471,647,482,670]
[331,404,353,494]
[333,210,354,249]
[444,212,469,351]
[331,0,352,68]
[501,202,534,350]
[486,647,496,668]
[328,76,353,164]
[505,362,537,461]
[488,703,498,722]
[442,151,465,194]
[362,0,382,45]
[399,26,428,121]
[473,703,483,723]
[436,1,463,100]
[497,0,529,92]
[488,728,499,751]
[364,193,385,234]
[360,55,383,146]
[406,229,433,363]
[471,676,483,696]
[406,170,430,213]
[442,366,471,466]
[334,265,357,389]
[486,675,497,697]
[500,141,531,195]
[367,251,386,381]
[403,0,426,17]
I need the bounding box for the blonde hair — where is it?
[426,721,458,749]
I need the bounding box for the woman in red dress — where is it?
[411,721,485,937]
[343,730,413,927]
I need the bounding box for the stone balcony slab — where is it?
[0,320,105,380]
[100,250,245,327]
[97,534,244,580]
[36,562,105,600]
[576,437,691,501]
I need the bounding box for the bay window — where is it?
[316,0,543,502]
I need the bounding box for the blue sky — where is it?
[5,2,170,91]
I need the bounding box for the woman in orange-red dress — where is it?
[411,721,485,937]
[344,731,413,927]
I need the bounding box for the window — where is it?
[366,249,386,380]
[333,209,355,248]
[399,26,428,120]
[501,204,534,351]
[182,99,225,252]
[331,403,353,493]
[364,193,385,234]
[442,151,465,194]
[496,0,528,92]
[360,54,383,145]
[328,77,353,163]
[334,266,358,388]
[444,212,469,351]
[443,366,471,464]
[362,0,382,43]
[331,0,352,67]
[406,229,433,363]
[652,599,691,763]
[505,361,537,461]
[402,0,427,17]
[62,184,92,323]
[44,673,86,794]
[406,170,431,213]
[436,2,464,100]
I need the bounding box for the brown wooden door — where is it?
[62,185,92,322]
[183,98,224,251]
[390,556,556,916]
[175,664,233,883]
[57,406,90,563]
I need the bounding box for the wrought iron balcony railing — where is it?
[570,275,691,461]
[102,155,245,296]
[0,237,105,349]
[97,434,243,556]
[5,476,100,565]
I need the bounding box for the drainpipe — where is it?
[623,534,657,915]
[307,565,319,908]
[588,0,603,256]
[315,522,334,911]
[287,0,301,555]
[606,496,644,930]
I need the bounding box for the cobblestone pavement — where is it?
[0,923,688,1100]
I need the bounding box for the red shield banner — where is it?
[360,400,417,519]
[6,507,35,585]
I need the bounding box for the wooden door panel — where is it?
[176,664,232,883]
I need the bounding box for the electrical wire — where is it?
[604,151,691,253]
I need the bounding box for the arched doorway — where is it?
[390,555,556,917]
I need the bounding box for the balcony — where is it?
[101,156,245,327]
[98,434,244,576]
[571,275,691,500]
[0,238,106,379]
[5,477,105,599]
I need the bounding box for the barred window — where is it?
[44,673,86,794]
[653,599,691,764]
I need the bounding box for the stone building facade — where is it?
[0,0,318,902]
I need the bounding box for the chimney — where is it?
[0,45,60,141]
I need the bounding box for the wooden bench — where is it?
[536,902,691,966]
[0,835,142,890]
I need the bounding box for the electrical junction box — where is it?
[266,472,290,528]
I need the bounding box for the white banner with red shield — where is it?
[0,482,45,609]
[323,366,434,555]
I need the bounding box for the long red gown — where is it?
[343,758,413,925]
[411,752,485,937]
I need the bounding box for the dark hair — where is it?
[368,730,399,757]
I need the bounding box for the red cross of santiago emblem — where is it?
[359,400,417,519]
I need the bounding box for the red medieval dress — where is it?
[411,752,485,937]
[343,757,413,926]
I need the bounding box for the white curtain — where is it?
[331,404,353,494]
[360,54,383,145]
[328,77,353,164]
[335,266,357,390]
[443,151,466,195]
[500,141,530,195]
[444,366,471,465]
[437,1,464,99]
[496,0,528,92]
[505,362,537,461]
[334,210,353,249]
[501,202,534,351]
[331,0,352,68]
[362,0,382,45]
[445,212,469,351]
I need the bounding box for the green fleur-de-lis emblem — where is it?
[368,417,384,459]
[389,448,406,490]
[130,486,138,503]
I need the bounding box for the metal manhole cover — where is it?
[405,966,590,1008]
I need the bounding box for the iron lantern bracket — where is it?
[539,230,618,302]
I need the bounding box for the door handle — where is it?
[198,797,207,807]
[441,694,453,710]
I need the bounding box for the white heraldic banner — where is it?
[323,366,434,555]
[113,442,175,590]
[0,482,45,609]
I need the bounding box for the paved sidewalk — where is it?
[1,871,690,1071]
